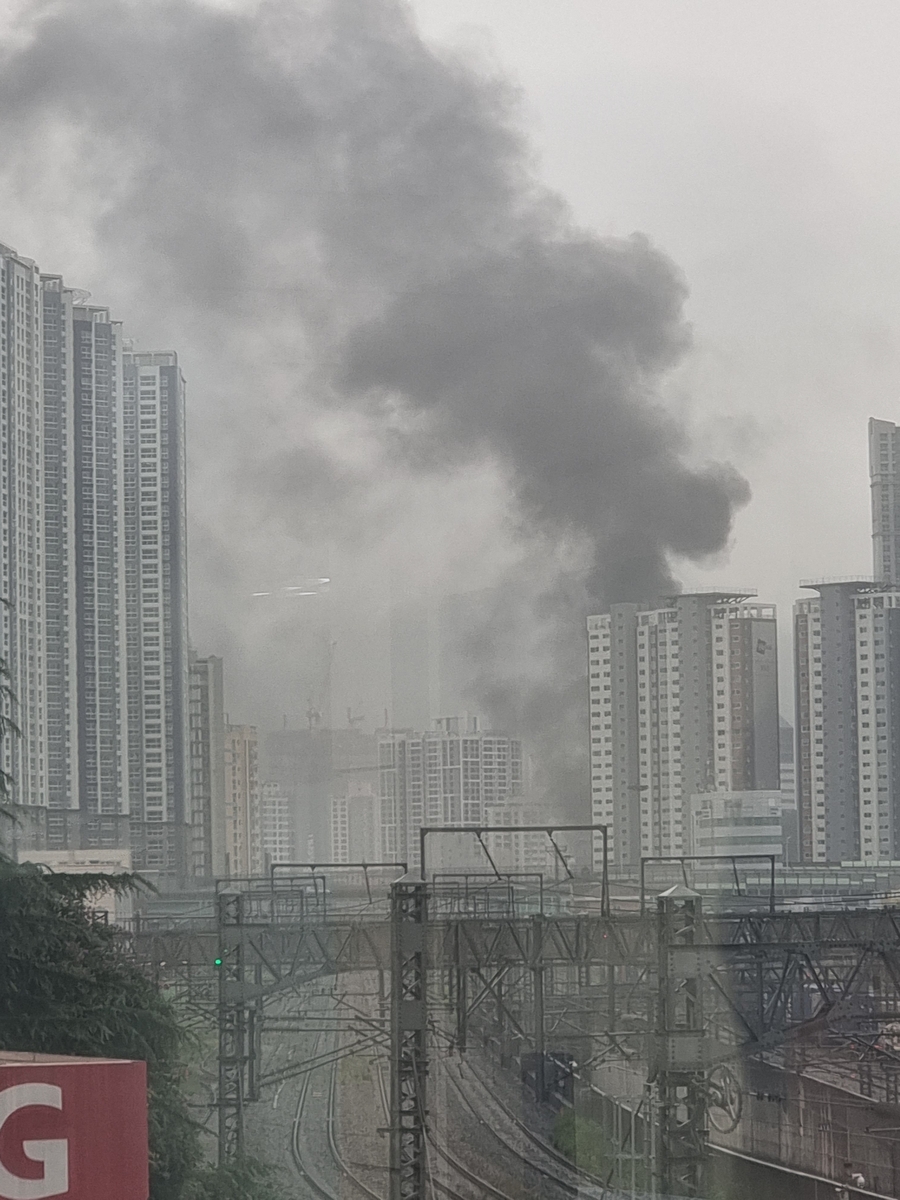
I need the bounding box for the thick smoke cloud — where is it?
[343,236,747,602]
[0,0,749,814]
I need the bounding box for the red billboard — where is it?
[0,1052,148,1200]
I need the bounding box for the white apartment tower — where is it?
[260,782,293,868]
[378,717,522,871]
[0,245,49,813]
[123,351,190,876]
[0,240,193,881]
[870,418,900,585]
[73,304,130,848]
[40,275,79,837]
[589,591,780,870]
[795,580,900,864]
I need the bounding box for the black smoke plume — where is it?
[0,0,749,815]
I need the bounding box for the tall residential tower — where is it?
[0,239,193,883]
[122,351,190,877]
[189,653,226,880]
[0,245,49,814]
[40,274,79,837]
[870,418,900,585]
[588,591,780,870]
[795,580,900,864]
[73,303,130,849]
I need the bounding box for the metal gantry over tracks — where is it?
[128,863,900,1199]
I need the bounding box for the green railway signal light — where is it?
[214,956,223,967]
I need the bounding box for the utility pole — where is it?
[389,880,428,1200]
[217,889,247,1163]
[654,884,709,1196]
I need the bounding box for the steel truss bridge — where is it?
[126,869,900,1199]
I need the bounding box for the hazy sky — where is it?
[410,0,900,706]
[1,0,897,728]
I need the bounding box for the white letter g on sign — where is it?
[0,1084,68,1199]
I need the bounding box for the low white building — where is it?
[687,790,784,861]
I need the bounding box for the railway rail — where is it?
[438,1053,605,1198]
[374,1047,514,1200]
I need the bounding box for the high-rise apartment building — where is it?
[795,580,900,864]
[40,275,79,837]
[378,716,522,870]
[73,303,130,849]
[779,717,799,861]
[259,781,293,868]
[123,351,190,877]
[588,591,780,870]
[0,240,194,882]
[870,418,900,585]
[224,724,260,877]
[188,653,225,879]
[0,245,49,813]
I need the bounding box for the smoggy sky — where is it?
[0,0,895,744]
[410,0,900,709]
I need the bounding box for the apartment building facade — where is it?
[224,724,260,877]
[122,351,190,876]
[795,580,900,864]
[0,241,193,881]
[378,717,523,871]
[870,418,900,585]
[40,276,79,837]
[188,653,225,879]
[0,245,49,815]
[259,781,293,868]
[73,304,131,849]
[588,591,780,870]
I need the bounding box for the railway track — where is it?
[291,1030,477,1200]
[436,1055,603,1199]
[291,991,608,1200]
[290,1032,337,1199]
[451,1051,612,1194]
[326,1049,384,1199]
[375,1050,528,1200]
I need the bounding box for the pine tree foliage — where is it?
[0,863,286,1199]
[0,863,200,1197]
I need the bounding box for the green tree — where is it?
[0,644,285,1198]
[185,1157,287,1200]
[0,863,288,1199]
[0,863,200,1197]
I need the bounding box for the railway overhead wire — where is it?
[130,871,900,1198]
